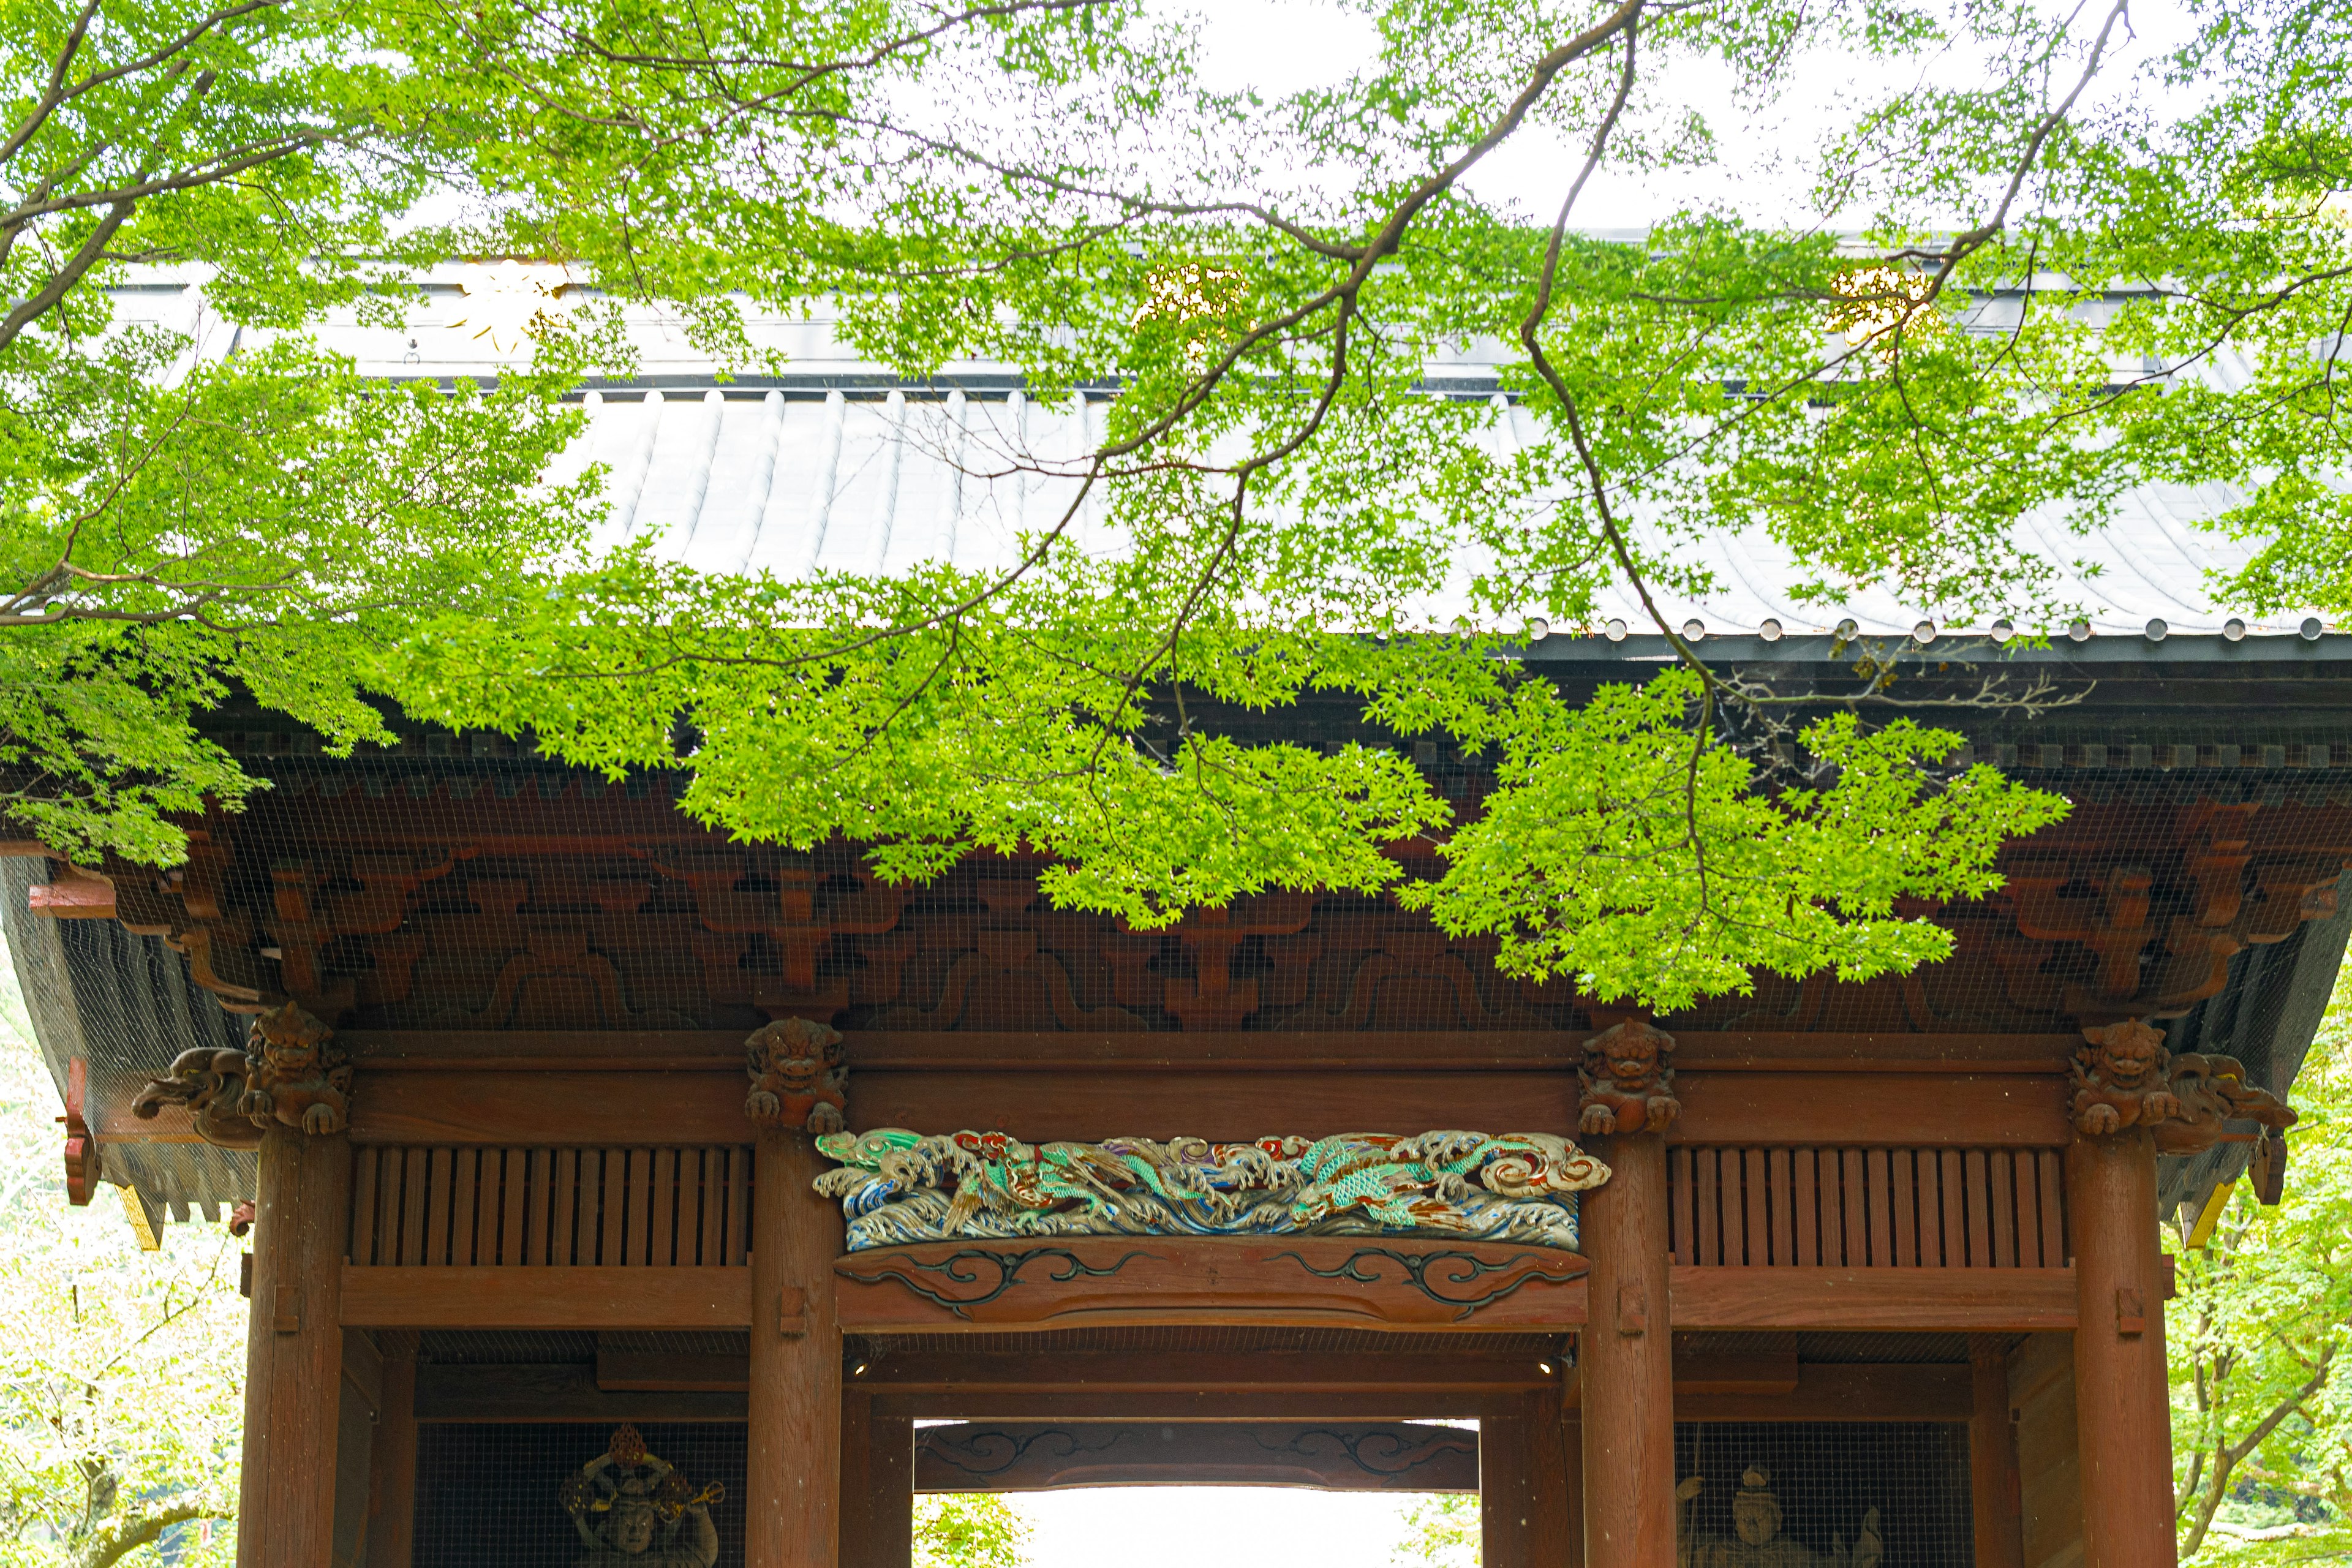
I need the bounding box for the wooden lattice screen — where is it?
[1667,1147,2069,1269]
[349,1146,754,1268]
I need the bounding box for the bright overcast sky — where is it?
[1172,0,2212,228]
[1007,1485,1437,1568]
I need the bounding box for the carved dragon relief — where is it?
[130,1001,352,1147]
[2068,1019,2296,1154]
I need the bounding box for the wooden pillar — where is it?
[870,1408,914,1568]
[2066,1131,2177,1568]
[365,1332,419,1568]
[1482,1401,1532,1568]
[748,1129,843,1568]
[1580,1134,1673,1568]
[1968,1335,2024,1568]
[238,1127,353,1568]
[1528,1389,1579,1568]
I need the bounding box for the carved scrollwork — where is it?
[836,1245,1154,1319]
[2070,1019,2297,1155]
[1267,1245,1590,1322]
[1578,1020,1681,1135]
[130,1001,350,1147]
[744,1016,847,1134]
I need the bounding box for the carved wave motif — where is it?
[812,1128,1610,1251]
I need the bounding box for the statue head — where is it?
[1584,1020,1672,1091]
[606,1497,659,1555]
[2082,1019,2167,1090]
[1732,1467,1784,1547]
[249,1001,331,1074]
[748,1016,844,1087]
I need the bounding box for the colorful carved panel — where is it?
[813,1129,1608,1250]
[833,1235,1591,1329]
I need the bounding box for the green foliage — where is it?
[0,945,246,1567]
[1392,1491,1480,1568]
[913,1492,1032,1568]
[13,0,2352,1005]
[2170,976,2352,1563]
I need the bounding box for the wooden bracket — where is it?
[273,1286,301,1335]
[777,1284,810,1339]
[2114,1284,2146,1338]
[1616,1281,1648,1337]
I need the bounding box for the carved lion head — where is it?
[1583,1020,1672,1089]
[248,1001,330,1073]
[2083,1019,2167,1089]
[748,1016,843,1084]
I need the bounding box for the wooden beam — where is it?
[854,1350,1559,1394]
[339,1266,751,1328]
[871,1391,1507,1422]
[349,1071,741,1145]
[597,1348,750,1392]
[1668,1266,2077,1330]
[1669,1346,1798,1395]
[1676,1364,1971,1422]
[415,1363,749,1423]
[911,1421,1479,1492]
[835,1237,1589,1332]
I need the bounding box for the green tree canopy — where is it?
[6,0,2351,1006]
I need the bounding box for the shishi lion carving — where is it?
[2070,1020,2179,1136]
[1578,1020,1681,1135]
[744,1016,847,1134]
[2071,1019,2297,1153]
[131,1001,352,1146]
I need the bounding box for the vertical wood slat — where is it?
[1696,1150,1722,1266]
[376,1147,405,1267]
[451,1147,480,1267]
[1844,1149,1871,1268]
[350,1148,381,1266]
[1913,1148,1943,1267]
[423,1148,454,1267]
[1814,1149,1842,1267]
[554,1148,575,1265]
[728,1145,752,1267]
[2037,1149,2068,1264]
[1939,1148,1966,1268]
[1964,1150,1994,1268]
[699,1148,726,1268]
[1891,1150,1918,1267]
[399,1148,431,1267]
[1743,1150,1770,1268]
[1768,1150,1795,1267]
[602,1147,628,1267]
[1793,1149,1819,1267]
[522,1149,548,1267]
[650,1148,677,1267]
[499,1149,528,1267]
[1718,1152,1746,1267]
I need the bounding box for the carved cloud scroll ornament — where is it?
[1578,1020,1682,1134]
[814,1128,1610,1251]
[2070,1019,2296,1155]
[743,1016,846,1134]
[130,1001,352,1148]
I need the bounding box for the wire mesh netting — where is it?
[415,1423,747,1568]
[1675,1422,1973,1567]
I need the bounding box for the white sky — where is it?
[1174,0,2212,227]
[1005,1485,1436,1568]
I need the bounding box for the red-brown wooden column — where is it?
[2066,1129,2177,1568]
[238,1126,353,1568]
[1482,1401,1532,1568]
[365,1332,418,1568]
[1968,1335,2024,1568]
[748,1129,844,1568]
[1579,1133,1673,1568]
